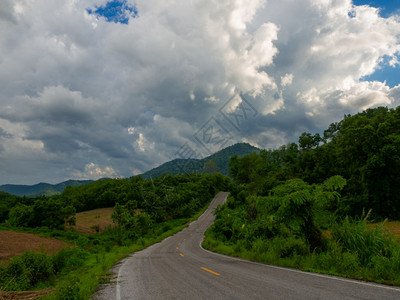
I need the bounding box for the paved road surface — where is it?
[93,192,400,299]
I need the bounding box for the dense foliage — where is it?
[206,106,400,286]
[229,106,400,220]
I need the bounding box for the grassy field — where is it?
[68,208,114,234]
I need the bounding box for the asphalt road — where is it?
[93,192,400,299]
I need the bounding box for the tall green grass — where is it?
[204,217,400,286]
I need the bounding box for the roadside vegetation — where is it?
[0,173,230,299]
[204,106,400,286]
[1,105,400,297]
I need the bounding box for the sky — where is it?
[0,0,399,185]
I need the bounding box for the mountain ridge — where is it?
[141,142,260,179]
[0,179,94,197]
[0,143,260,196]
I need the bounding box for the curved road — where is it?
[93,192,400,299]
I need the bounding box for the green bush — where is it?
[313,247,360,275]
[55,277,82,300]
[0,251,54,291]
[276,236,309,258]
[369,255,393,280]
[53,248,89,274]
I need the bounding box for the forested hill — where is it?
[0,180,93,197]
[227,106,400,220]
[141,142,260,179]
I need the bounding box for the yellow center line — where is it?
[180,253,184,257]
[201,267,220,276]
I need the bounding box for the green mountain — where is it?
[142,143,260,179]
[0,143,259,196]
[0,179,93,197]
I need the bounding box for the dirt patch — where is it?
[0,231,71,265]
[0,289,55,300]
[69,207,114,234]
[383,221,400,238]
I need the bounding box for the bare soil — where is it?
[0,231,71,265]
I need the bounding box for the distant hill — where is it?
[142,143,260,179]
[0,143,259,196]
[0,179,93,197]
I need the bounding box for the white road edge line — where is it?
[199,228,400,293]
[200,194,400,293]
[116,260,122,300]
[199,237,400,292]
[114,231,175,300]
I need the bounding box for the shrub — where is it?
[313,246,360,275]
[55,277,82,300]
[267,236,309,258]
[0,251,54,290]
[53,248,88,274]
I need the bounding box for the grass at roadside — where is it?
[203,224,400,287]
[43,200,212,299]
[45,220,188,299]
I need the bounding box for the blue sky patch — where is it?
[87,0,138,24]
[352,0,400,18]
[353,2,400,87]
[361,55,400,88]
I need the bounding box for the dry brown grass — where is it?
[383,221,400,237]
[367,221,400,241]
[69,207,114,234]
[0,289,55,300]
[0,231,71,266]
[324,220,400,243]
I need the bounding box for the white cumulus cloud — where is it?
[0,0,399,184]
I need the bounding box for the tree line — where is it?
[205,106,400,286]
[229,106,400,220]
[0,173,231,230]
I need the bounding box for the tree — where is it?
[31,197,75,229]
[203,160,219,174]
[299,132,321,150]
[8,204,34,227]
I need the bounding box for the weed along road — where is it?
[93,192,400,299]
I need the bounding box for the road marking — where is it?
[113,193,227,300]
[199,239,400,293]
[201,267,220,276]
[180,253,184,257]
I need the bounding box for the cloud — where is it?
[0,0,399,184]
[73,162,117,180]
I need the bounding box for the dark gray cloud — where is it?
[0,0,399,184]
